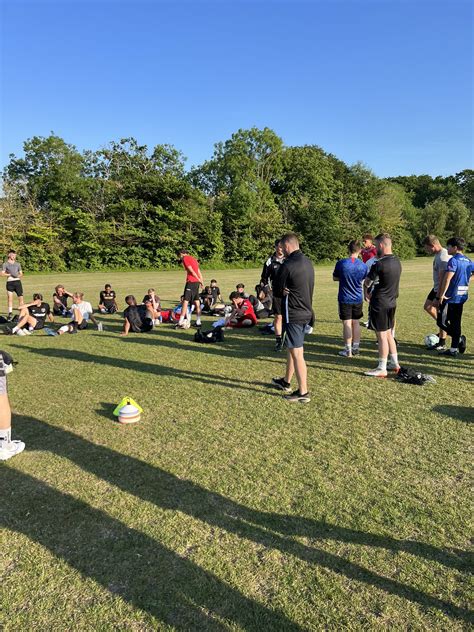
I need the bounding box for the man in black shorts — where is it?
[364,233,402,377]
[120,296,154,335]
[177,249,204,328]
[271,233,314,403]
[1,250,24,321]
[99,284,118,314]
[52,285,73,317]
[5,293,53,336]
[422,235,450,349]
[261,239,285,350]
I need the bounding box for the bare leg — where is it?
[284,349,295,384]
[289,347,308,394]
[179,299,189,324]
[274,314,282,337]
[352,319,361,345]
[342,320,352,347]
[7,291,13,314]
[424,300,437,320]
[0,393,11,431]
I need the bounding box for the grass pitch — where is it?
[1,259,473,630]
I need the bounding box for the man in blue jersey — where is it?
[435,237,473,357]
[333,240,368,357]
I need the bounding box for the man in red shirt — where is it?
[361,234,377,263]
[225,292,258,328]
[177,249,204,328]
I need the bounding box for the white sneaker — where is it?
[338,348,352,357]
[304,324,313,334]
[153,319,161,326]
[24,329,33,335]
[364,368,388,378]
[15,329,26,336]
[387,361,400,372]
[0,439,25,461]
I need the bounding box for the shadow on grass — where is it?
[1,466,301,631]
[7,414,473,625]
[432,405,474,423]
[10,345,281,397]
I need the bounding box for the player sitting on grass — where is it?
[224,291,258,328]
[142,288,161,324]
[120,295,154,335]
[57,292,99,334]
[98,284,118,314]
[52,285,73,317]
[5,293,53,336]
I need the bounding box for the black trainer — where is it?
[271,377,292,392]
[6,313,13,322]
[439,349,458,357]
[4,324,14,335]
[275,338,283,352]
[459,335,467,354]
[433,340,447,351]
[283,390,311,403]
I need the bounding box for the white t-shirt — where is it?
[71,301,93,320]
[433,248,451,292]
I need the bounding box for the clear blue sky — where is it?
[1,0,472,177]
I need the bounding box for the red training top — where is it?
[361,246,377,263]
[182,255,200,283]
[237,299,258,324]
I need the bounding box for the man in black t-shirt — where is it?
[5,293,53,336]
[261,240,286,351]
[99,284,118,314]
[364,233,402,377]
[53,285,73,316]
[120,296,154,335]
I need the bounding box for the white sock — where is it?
[0,427,11,443]
[345,343,351,351]
[377,358,387,371]
[196,318,201,326]
[28,326,34,332]
[450,347,458,353]
[12,326,18,333]
[389,353,398,366]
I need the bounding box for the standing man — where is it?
[1,250,24,321]
[261,239,285,351]
[333,240,368,357]
[436,237,472,357]
[422,235,451,350]
[0,353,25,460]
[177,249,204,328]
[271,233,314,403]
[361,234,377,264]
[364,233,402,377]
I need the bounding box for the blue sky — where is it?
[1,0,472,177]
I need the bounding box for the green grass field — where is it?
[1,259,473,631]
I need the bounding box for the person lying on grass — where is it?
[5,293,53,336]
[224,291,258,328]
[58,292,100,334]
[120,295,154,336]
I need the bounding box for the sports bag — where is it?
[194,326,225,344]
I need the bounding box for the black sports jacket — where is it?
[275,250,314,324]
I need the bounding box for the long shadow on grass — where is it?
[432,405,474,423]
[11,414,473,624]
[1,466,301,631]
[11,346,280,397]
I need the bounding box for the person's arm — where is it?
[14,300,38,310]
[18,267,23,278]
[191,264,204,287]
[436,271,454,304]
[120,318,131,336]
[48,312,54,322]
[332,261,340,282]
[89,312,99,325]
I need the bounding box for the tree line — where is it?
[1,128,472,271]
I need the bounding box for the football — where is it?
[424,333,439,349]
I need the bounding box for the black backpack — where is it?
[194,326,225,344]
[396,366,436,385]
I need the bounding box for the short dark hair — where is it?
[33,293,43,301]
[280,232,299,248]
[210,279,217,283]
[236,283,245,289]
[446,236,466,250]
[274,239,281,247]
[229,291,241,301]
[348,240,361,254]
[125,295,136,305]
[422,235,440,247]
[8,249,16,255]
[362,233,373,241]
[178,248,188,255]
[105,284,111,289]
[374,232,391,242]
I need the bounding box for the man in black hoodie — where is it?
[271,233,314,403]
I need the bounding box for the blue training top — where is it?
[333,256,368,304]
[445,253,473,304]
